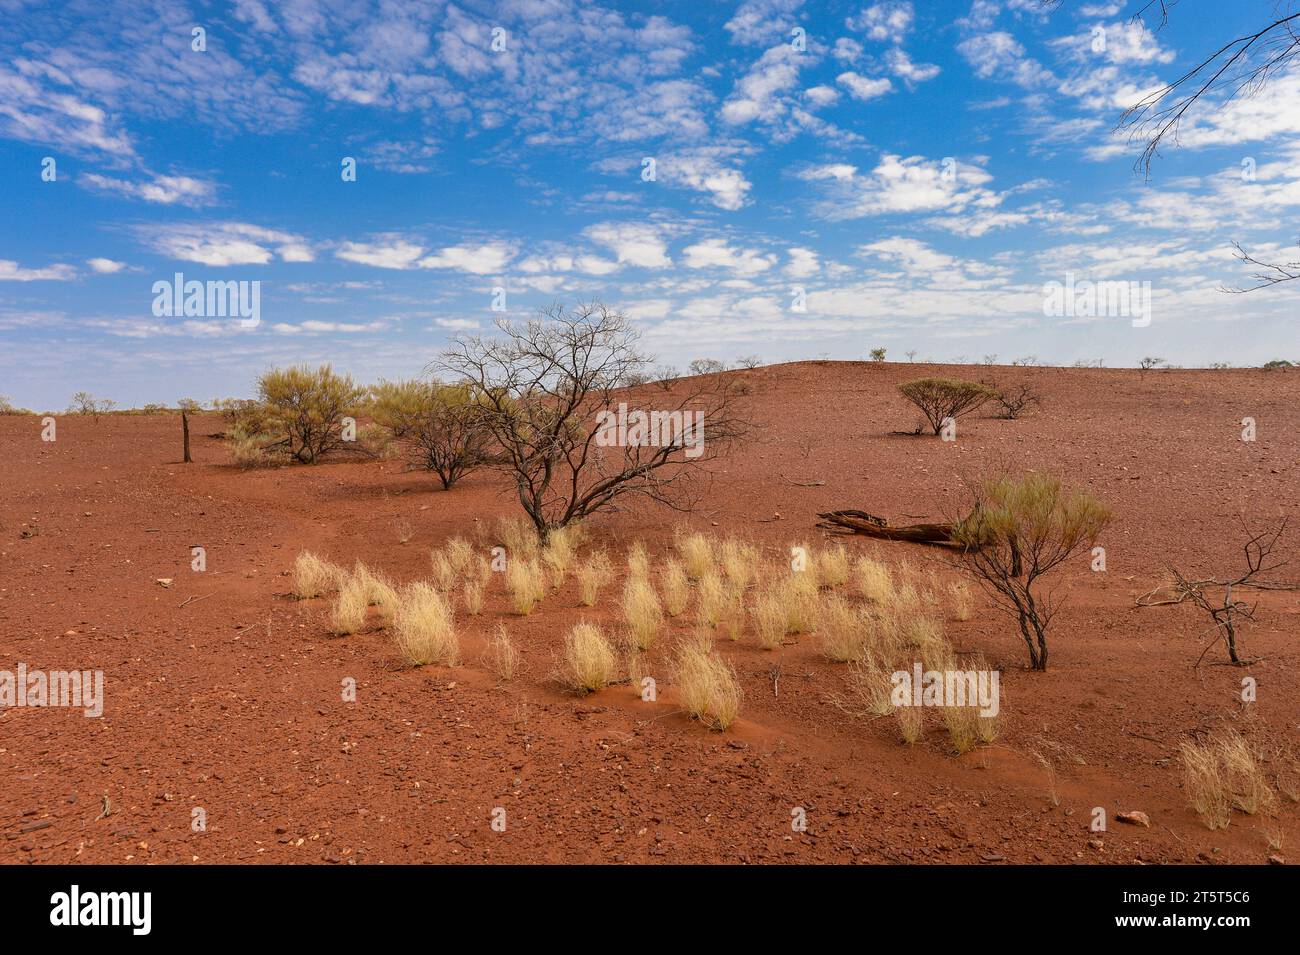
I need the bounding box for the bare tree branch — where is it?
[434,302,748,540]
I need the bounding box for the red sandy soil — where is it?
[2,361,1298,865]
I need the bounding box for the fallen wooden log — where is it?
[816,509,964,547]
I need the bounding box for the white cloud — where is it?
[785,247,820,277]
[334,238,512,274]
[682,238,777,276]
[366,138,439,173]
[885,49,940,84]
[81,172,216,205]
[0,63,135,158]
[658,150,754,210]
[1051,21,1174,66]
[87,257,126,273]
[833,38,864,62]
[149,223,314,266]
[0,259,76,281]
[847,2,915,44]
[858,237,965,274]
[801,153,1000,219]
[801,162,858,181]
[272,320,389,335]
[804,85,840,106]
[926,208,1032,237]
[1161,67,1300,151]
[336,237,424,270]
[837,71,893,101]
[585,223,672,269]
[722,44,807,125]
[418,242,513,274]
[958,32,1054,87]
[726,0,806,46]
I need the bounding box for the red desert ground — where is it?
[2,360,1297,864]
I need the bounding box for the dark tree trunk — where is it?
[182,411,192,463]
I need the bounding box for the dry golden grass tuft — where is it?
[626,541,650,579]
[292,551,342,599]
[948,580,974,621]
[1221,733,1275,816]
[473,555,493,588]
[695,573,730,630]
[622,575,664,650]
[781,573,820,634]
[895,701,924,744]
[895,613,950,671]
[485,623,519,681]
[462,580,484,616]
[392,582,459,667]
[497,516,540,562]
[1180,738,1233,830]
[352,562,399,622]
[626,649,647,701]
[719,538,759,591]
[561,622,618,694]
[942,703,981,755]
[791,542,821,589]
[679,625,716,655]
[660,559,690,617]
[891,578,923,614]
[977,709,1000,745]
[817,594,870,662]
[542,524,584,585]
[329,576,369,636]
[1177,730,1276,830]
[818,544,851,588]
[855,555,894,604]
[675,643,742,731]
[751,588,789,650]
[445,536,474,573]
[717,597,745,642]
[676,530,715,580]
[227,431,274,468]
[506,558,547,615]
[832,653,895,718]
[576,550,612,607]
[1264,820,1286,852]
[970,654,1001,745]
[430,550,457,592]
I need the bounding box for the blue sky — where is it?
[2,0,1299,409]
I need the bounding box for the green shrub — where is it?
[952,472,1110,670]
[897,377,995,435]
[368,379,438,437]
[406,382,492,489]
[257,364,365,463]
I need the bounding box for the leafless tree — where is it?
[688,358,727,376]
[68,392,114,422]
[1116,2,1300,174]
[992,382,1042,419]
[406,385,493,490]
[1142,519,1292,665]
[436,303,748,541]
[1074,0,1300,288]
[1221,241,1300,292]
